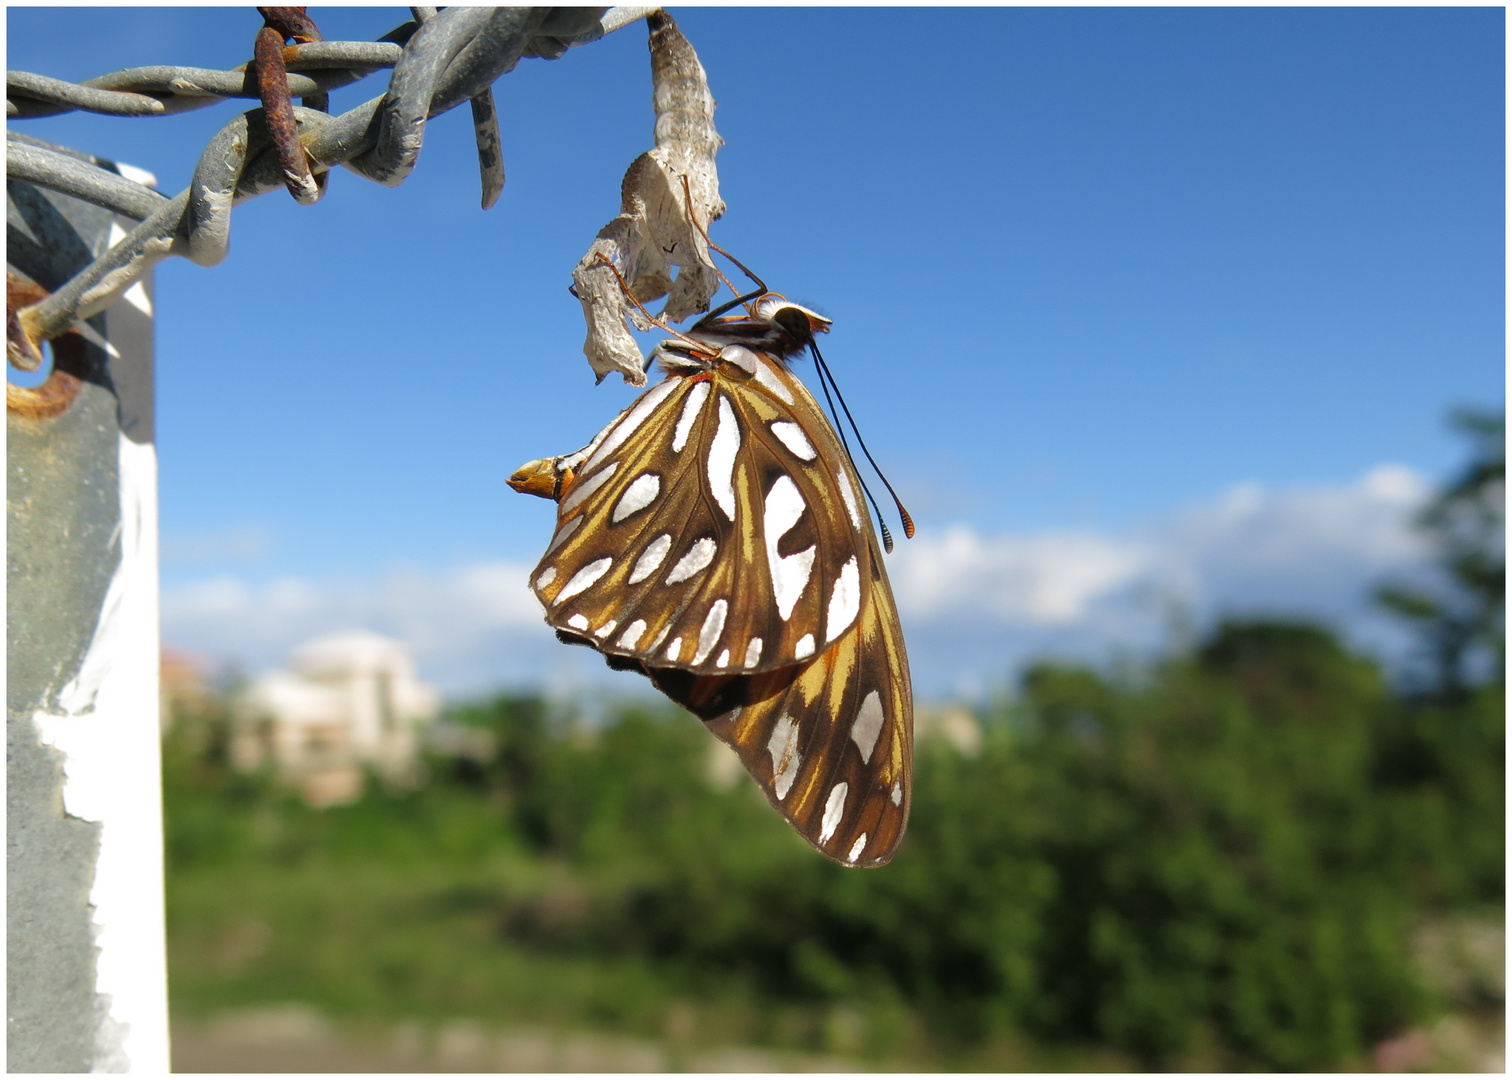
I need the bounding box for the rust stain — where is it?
[7,275,87,421]
[254,7,326,204]
[257,6,324,44]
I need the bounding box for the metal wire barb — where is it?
[6,5,657,369]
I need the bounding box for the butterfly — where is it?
[510,287,914,867]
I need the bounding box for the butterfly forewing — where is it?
[531,351,879,677]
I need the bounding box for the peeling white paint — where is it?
[121,282,153,317]
[112,162,158,189]
[34,434,170,1074]
[71,319,123,360]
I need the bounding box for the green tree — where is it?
[1009,622,1422,1069]
[1377,409,1505,697]
[1369,408,1504,910]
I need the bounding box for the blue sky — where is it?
[8,6,1504,699]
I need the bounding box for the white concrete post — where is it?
[8,151,170,1072]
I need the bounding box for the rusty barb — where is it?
[6,276,88,420]
[5,5,659,383]
[254,6,327,204]
[259,6,323,44]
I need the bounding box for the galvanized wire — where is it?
[6,5,657,357]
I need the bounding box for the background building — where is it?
[232,631,439,806]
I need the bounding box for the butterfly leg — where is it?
[676,174,765,321]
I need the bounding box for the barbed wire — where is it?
[6,5,656,368]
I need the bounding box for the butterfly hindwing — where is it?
[531,351,879,677]
[645,531,912,866]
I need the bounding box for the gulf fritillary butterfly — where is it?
[511,282,913,867]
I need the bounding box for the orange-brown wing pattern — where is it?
[512,309,915,869]
[530,350,880,678]
[646,531,912,866]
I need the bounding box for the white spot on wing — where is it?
[770,421,817,461]
[580,412,620,463]
[567,614,589,630]
[583,377,680,472]
[665,636,683,661]
[612,473,661,523]
[666,537,717,584]
[767,715,800,800]
[851,690,884,764]
[743,637,763,669]
[794,633,815,660]
[719,344,761,375]
[716,649,730,669]
[555,557,612,603]
[820,783,848,843]
[629,534,672,584]
[546,515,582,554]
[847,834,868,864]
[763,475,816,620]
[561,461,619,515]
[535,566,556,590]
[753,358,795,404]
[839,471,863,531]
[825,557,861,642]
[673,381,710,452]
[890,782,902,806]
[618,620,648,649]
[692,600,728,665]
[594,619,617,639]
[707,396,741,521]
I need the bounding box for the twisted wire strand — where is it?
[7,42,411,120]
[6,5,657,354]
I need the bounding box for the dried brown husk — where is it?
[572,10,724,386]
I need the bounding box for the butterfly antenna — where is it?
[810,342,916,549]
[810,351,893,552]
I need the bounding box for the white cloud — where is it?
[891,463,1431,630]
[1141,463,1431,612]
[162,465,1437,701]
[891,527,1148,623]
[886,464,1434,697]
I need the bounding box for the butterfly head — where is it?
[756,294,832,351]
[680,293,832,365]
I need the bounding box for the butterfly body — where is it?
[512,296,913,866]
